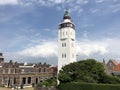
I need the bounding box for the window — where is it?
[14,69,17,74]
[71,43,74,47]
[72,54,74,58]
[59,23,75,29]
[65,54,66,58]
[43,68,46,72]
[62,53,66,58]
[63,32,64,36]
[21,69,25,73]
[66,32,67,35]
[62,54,63,58]
[62,43,66,47]
[22,77,26,84]
[28,77,31,84]
[62,43,63,47]
[14,78,16,84]
[110,62,112,66]
[60,31,62,37]
[65,43,66,47]
[3,69,5,74]
[39,68,42,73]
[8,68,11,74]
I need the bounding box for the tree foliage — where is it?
[58,59,120,84]
[37,78,57,87]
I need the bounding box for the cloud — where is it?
[76,39,108,56]
[76,38,120,61]
[17,38,117,58]
[17,38,107,58]
[3,37,120,65]
[95,0,104,3]
[18,41,57,57]
[0,0,18,5]
[109,3,120,13]
[1,0,119,15]
[0,0,87,14]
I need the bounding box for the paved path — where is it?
[0,87,34,90]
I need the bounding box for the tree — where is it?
[58,59,120,84]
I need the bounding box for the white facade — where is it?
[58,10,76,72]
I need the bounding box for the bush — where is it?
[36,78,57,87]
[58,82,120,90]
[58,59,120,84]
[37,81,49,87]
[98,73,120,84]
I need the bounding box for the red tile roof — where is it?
[113,64,120,71]
[110,59,119,65]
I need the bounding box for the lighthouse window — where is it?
[67,24,69,27]
[62,54,63,58]
[65,54,66,58]
[71,43,74,47]
[62,43,66,47]
[63,32,64,36]
[60,31,62,37]
[59,23,75,29]
[62,53,66,58]
[65,43,66,47]
[72,54,74,58]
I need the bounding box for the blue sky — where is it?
[0,0,120,65]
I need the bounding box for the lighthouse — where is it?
[58,10,76,72]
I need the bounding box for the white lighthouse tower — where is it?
[58,10,76,72]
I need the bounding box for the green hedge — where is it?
[59,82,120,90]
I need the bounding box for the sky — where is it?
[0,0,120,65]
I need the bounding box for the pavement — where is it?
[0,87,34,90]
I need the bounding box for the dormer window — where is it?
[110,62,112,66]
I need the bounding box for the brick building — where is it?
[0,53,4,64]
[0,53,57,87]
[106,59,120,76]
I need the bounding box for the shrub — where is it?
[37,81,49,87]
[59,82,120,90]
[36,78,57,87]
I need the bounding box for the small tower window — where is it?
[65,43,66,47]
[65,54,66,58]
[62,54,63,58]
[60,31,62,37]
[63,32,64,36]
[62,53,66,58]
[72,54,74,58]
[71,43,74,47]
[62,43,66,47]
